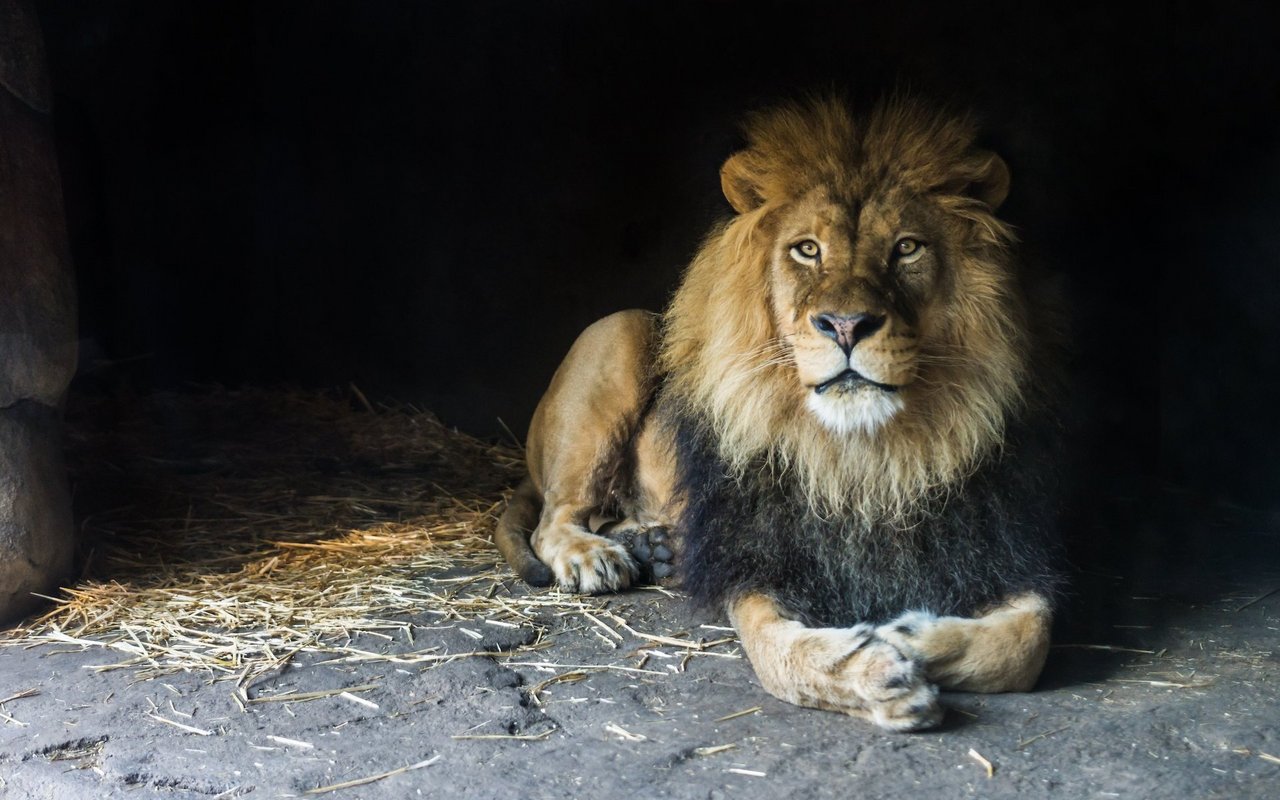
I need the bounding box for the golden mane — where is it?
[659,96,1030,525]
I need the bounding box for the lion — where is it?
[495,96,1063,731]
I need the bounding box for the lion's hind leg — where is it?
[874,592,1053,693]
[729,593,943,732]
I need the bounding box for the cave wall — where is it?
[35,0,1280,509]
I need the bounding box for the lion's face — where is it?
[764,187,954,434]
[661,97,1029,517]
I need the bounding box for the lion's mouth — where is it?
[813,370,899,395]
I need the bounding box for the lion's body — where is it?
[494,96,1062,730]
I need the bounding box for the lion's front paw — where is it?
[544,530,638,594]
[803,625,941,732]
[852,635,942,732]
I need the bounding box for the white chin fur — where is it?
[807,388,904,435]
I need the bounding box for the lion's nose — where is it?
[811,312,886,354]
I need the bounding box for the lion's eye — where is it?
[893,237,925,263]
[790,240,821,262]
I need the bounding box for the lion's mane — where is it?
[656,97,1063,623]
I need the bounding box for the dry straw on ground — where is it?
[2,387,640,681]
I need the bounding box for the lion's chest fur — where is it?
[669,405,1063,626]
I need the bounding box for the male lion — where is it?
[496,96,1062,731]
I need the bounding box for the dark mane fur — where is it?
[668,397,1065,626]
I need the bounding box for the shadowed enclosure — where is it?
[1,2,1278,797]
[39,1,1280,514]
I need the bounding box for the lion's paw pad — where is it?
[608,526,675,582]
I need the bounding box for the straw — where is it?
[3,388,738,690]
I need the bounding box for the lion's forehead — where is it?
[782,185,933,245]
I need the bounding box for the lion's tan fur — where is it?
[659,96,1030,524]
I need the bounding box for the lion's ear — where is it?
[720,151,766,214]
[965,151,1011,211]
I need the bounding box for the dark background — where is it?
[35,0,1280,513]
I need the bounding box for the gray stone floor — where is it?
[2,519,1277,799]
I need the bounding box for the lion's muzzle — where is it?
[811,312,887,355]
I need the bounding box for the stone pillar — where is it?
[0,0,77,622]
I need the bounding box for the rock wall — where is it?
[0,0,77,622]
